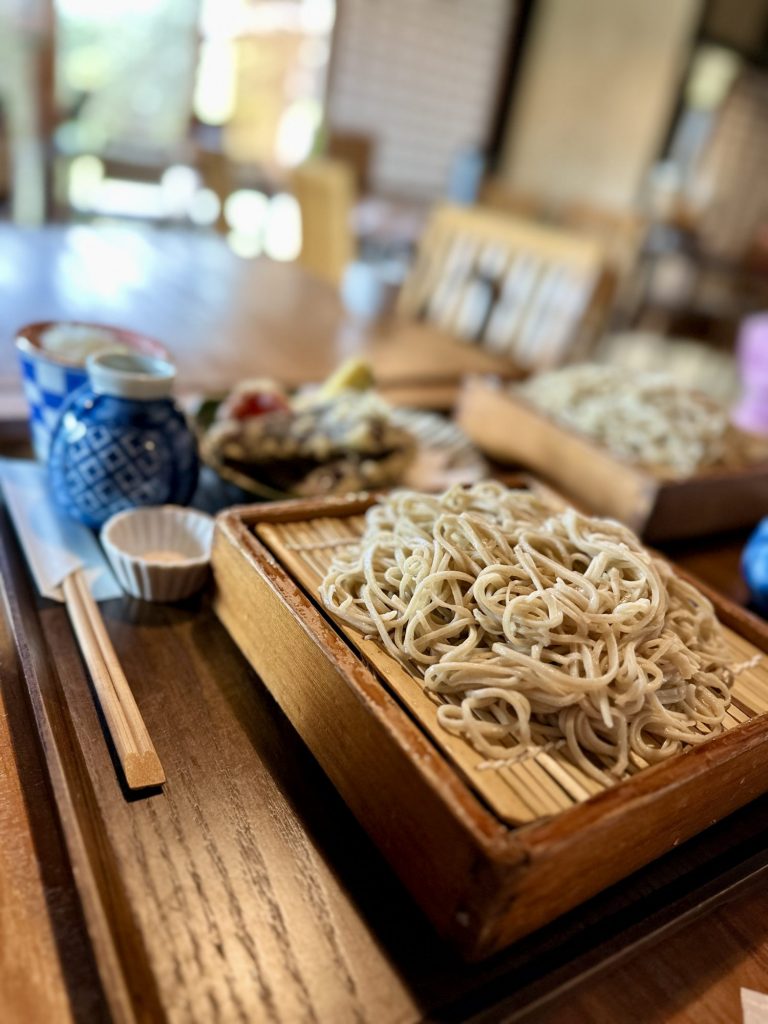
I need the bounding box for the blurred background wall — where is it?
[499,0,700,210]
[326,0,513,199]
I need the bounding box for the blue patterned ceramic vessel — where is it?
[49,351,198,528]
[14,321,169,461]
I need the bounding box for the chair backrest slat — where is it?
[399,203,614,370]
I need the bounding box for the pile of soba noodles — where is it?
[320,482,736,782]
[517,364,749,478]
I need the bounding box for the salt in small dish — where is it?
[101,506,214,602]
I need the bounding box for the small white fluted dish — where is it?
[100,506,214,602]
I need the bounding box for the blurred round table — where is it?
[0,222,352,399]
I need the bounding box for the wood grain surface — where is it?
[0,506,420,1023]
[0,224,347,397]
[6,488,768,1021]
[3,223,768,1021]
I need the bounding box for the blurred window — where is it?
[195,0,335,173]
[53,0,335,240]
[55,0,200,156]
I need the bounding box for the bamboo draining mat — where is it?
[256,516,768,827]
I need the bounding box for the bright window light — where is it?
[55,0,167,18]
[189,188,221,226]
[302,0,335,34]
[264,193,302,261]
[89,179,165,218]
[275,100,322,167]
[227,230,264,259]
[161,165,200,216]
[194,40,237,126]
[686,45,742,111]
[223,189,269,233]
[68,153,105,210]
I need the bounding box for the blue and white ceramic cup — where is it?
[14,321,170,460]
[48,351,199,529]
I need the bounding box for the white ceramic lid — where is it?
[86,351,176,400]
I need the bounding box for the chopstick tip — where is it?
[124,752,166,790]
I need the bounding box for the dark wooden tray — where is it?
[212,490,768,960]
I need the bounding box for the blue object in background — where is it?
[48,353,198,529]
[741,518,768,614]
[446,145,486,205]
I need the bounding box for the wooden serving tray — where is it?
[366,320,524,410]
[212,489,768,960]
[455,376,768,542]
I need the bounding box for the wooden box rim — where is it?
[463,374,768,487]
[215,492,768,861]
[456,375,768,538]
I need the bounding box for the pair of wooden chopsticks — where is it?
[62,568,165,790]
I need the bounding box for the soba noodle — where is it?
[517,364,745,478]
[320,482,736,783]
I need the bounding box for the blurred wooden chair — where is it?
[327,130,373,194]
[557,201,647,280]
[292,157,356,285]
[368,203,615,409]
[398,202,615,371]
[480,177,646,299]
[478,178,551,222]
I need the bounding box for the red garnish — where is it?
[230,391,290,419]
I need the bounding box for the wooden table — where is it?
[2,223,768,1024]
[0,223,515,413]
[0,223,347,397]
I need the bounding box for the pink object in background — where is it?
[733,313,768,434]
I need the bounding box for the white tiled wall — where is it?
[327,0,514,199]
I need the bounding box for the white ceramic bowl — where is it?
[101,506,214,602]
